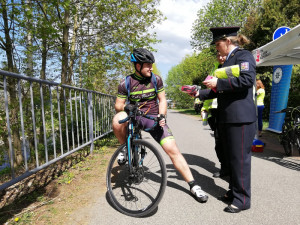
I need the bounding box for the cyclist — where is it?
[112,48,208,203]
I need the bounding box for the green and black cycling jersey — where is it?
[117,73,165,115]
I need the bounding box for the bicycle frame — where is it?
[122,107,158,174]
[125,117,141,174]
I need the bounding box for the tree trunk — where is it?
[68,7,78,85]
[61,6,70,85]
[25,0,33,77]
[1,0,22,167]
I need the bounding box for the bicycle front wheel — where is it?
[106,139,167,217]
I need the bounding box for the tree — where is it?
[191,0,260,50]
[78,0,164,93]
[0,0,23,167]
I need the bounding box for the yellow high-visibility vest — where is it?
[214,65,240,79]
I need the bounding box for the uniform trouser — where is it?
[215,123,229,172]
[219,122,256,209]
[210,109,229,172]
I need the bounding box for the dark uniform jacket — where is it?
[199,47,256,123]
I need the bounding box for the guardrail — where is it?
[0,70,115,191]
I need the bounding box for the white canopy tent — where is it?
[251,24,300,136]
[252,24,300,66]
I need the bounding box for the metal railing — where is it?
[0,70,116,191]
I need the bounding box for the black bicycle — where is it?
[106,104,167,217]
[276,106,300,156]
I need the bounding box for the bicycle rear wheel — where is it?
[106,139,167,217]
[282,123,293,156]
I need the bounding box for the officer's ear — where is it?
[226,38,233,46]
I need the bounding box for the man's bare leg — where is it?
[162,139,208,203]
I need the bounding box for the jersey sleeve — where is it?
[155,74,165,93]
[117,78,127,99]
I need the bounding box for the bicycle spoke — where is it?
[106,140,166,217]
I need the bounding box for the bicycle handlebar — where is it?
[274,107,294,114]
[118,104,160,131]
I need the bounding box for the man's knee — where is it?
[113,111,128,129]
[162,139,180,156]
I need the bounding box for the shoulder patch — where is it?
[241,62,249,71]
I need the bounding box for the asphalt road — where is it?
[68,109,300,225]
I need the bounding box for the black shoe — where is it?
[217,195,233,204]
[224,205,242,213]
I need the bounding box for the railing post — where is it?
[88,92,94,153]
[18,79,28,170]
[3,76,15,178]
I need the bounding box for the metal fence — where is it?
[0,70,116,191]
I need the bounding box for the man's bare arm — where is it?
[115,97,126,113]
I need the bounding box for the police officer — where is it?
[196,27,256,213]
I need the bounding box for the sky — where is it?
[151,0,210,81]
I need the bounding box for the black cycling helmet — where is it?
[130,48,155,64]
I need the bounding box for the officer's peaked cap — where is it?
[210,26,240,44]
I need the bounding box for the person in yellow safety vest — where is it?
[201,52,230,179]
[201,54,225,130]
[194,97,202,114]
[201,98,217,127]
[256,79,265,137]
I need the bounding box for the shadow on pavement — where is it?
[164,152,228,201]
[252,151,300,171]
[251,131,300,171]
[105,191,159,218]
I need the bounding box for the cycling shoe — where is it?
[117,148,127,165]
[191,185,208,203]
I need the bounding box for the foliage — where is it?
[191,0,260,50]
[242,0,300,50]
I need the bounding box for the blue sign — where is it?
[267,65,293,133]
[267,26,293,133]
[273,27,290,40]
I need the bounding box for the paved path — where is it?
[68,110,300,225]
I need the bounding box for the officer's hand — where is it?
[203,77,218,89]
[188,90,199,97]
